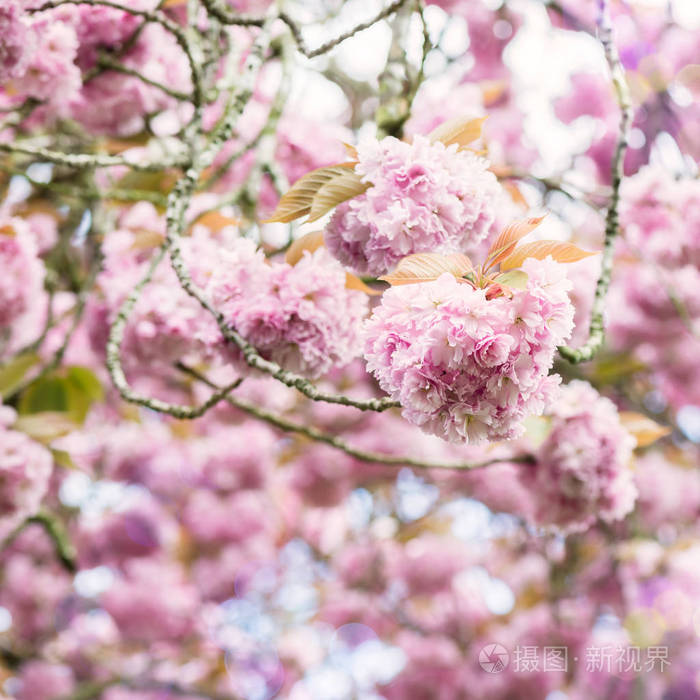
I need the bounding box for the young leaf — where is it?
[262,164,358,224]
[190,210,241,233]
[380,253,474,286]
[485,217,545,269]
[618,411,671,448]
[307,170,369,223]
[13,412,78,444]
[428,116,487,150]
[480,80,507,106]
[285,231,325,266]
[342,142,358,160]
[500,240,598,271]
[345,272,382,296]
[494,269,529,290]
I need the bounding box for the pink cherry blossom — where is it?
[363,257,575,443]
[324,135,500,276]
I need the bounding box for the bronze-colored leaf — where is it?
[619,411,671,448]
[380,252,474,286]
[342,142,358,160]
[307,170,369,223]
[262,163,357,224]
[427,116,487,150]
[485,217,545,269]
[192,211,241,233]
[480,80,507,107]
[502,181,528,208]
[500,240,598,271]
[285,231,325,266]
[130,228,165,251]
[345,272,382,296]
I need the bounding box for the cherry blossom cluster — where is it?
[608,166,700,408]
[0,213,48,358]
[0,407,53,540]
[524,380,637,533]
[1,0,189,134]
[207,242,369,378]
[93,205,368,381]
[324,135,500,276]
[364,257,575,443]
[1,0,698,698]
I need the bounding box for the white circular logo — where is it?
[479,643,510,673]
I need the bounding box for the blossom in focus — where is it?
[324,135,500,276]
[363,257,575,443]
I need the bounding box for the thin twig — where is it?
[95,55,192,102]
[104,246,245,418]
[30,0,203,106]
[200,0,409,59]
[1,511,77,573]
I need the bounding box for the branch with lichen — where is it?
[104,246,247,419]
[177,363,534,472]
[94,7,401,415]
[200,0,409,59]
[94,54,193,102]
[558,0,632,364]
[0,143,187,172]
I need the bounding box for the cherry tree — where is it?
[0,0,699,698]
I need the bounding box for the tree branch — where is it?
[0,143,186,172]
[200,0,409,59]
[1,511,77,573]
[558,0,633,364]
[177,363,532,472]
[30,0,203,106]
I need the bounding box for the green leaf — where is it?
[65,366,104,403]
[51,448,79,469]
[0,353,40,399]
[19,377,73,415]
[18,367,103,424]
